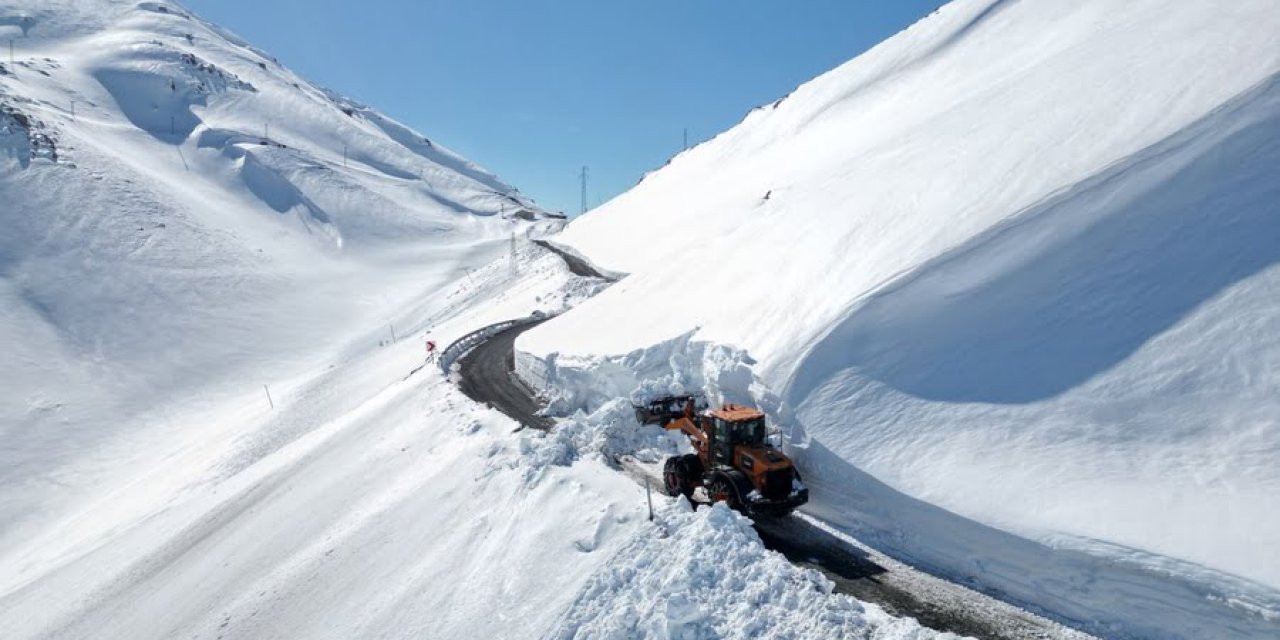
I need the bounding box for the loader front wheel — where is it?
[663,456,689,497]
[664,454,703,498]
[708,474,738,510]
[708,470,751,513]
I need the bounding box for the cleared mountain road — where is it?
[456,319,554,431]
[451,244,1093,640]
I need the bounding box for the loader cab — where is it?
[707,405,767,467]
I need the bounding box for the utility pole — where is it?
[8,39,13,67]
[683,128,688,150]
[70,100,75,120]
[579,165,588,215]
[264,122,269,141]
[342,144,347,167]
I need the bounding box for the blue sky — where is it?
[183,0,941,216]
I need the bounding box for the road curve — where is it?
[455,239,613,430]
[456,319,554,431]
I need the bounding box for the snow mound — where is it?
[550,501,960,640]
[520,331,799,443]
[517,399,684,475]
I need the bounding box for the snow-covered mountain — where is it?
[520,0,1280,636]
[0,0,551,531]
[6,0,1278,637]
[0,0,569,626]
[0,3,961,640]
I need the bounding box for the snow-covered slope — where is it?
[0,0,551,601]
[521,0,1280,635]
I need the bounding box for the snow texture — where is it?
[511,396,954,640]
[0,2,952,639]
[548,501,958,640]
[519,0,1280,637]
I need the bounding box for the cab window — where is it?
[736,418,765,444]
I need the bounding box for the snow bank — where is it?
[521,398,683,471]
[548,501,957,640]
[517,331,802,446]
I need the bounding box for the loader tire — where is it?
[708,470,751,512]
[663,456,687,497]
[679,454,703,484]
[663,455,702,498]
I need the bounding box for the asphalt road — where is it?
[532,239,610,279]
[456,319,554,431]
[754,517,1089,640]
[454,240,612,430]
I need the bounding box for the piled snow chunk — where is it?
[549,501,960,640]
[523,332,804,446]
[504,399,685,486]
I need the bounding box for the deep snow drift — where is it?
[519,0,1280,637]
